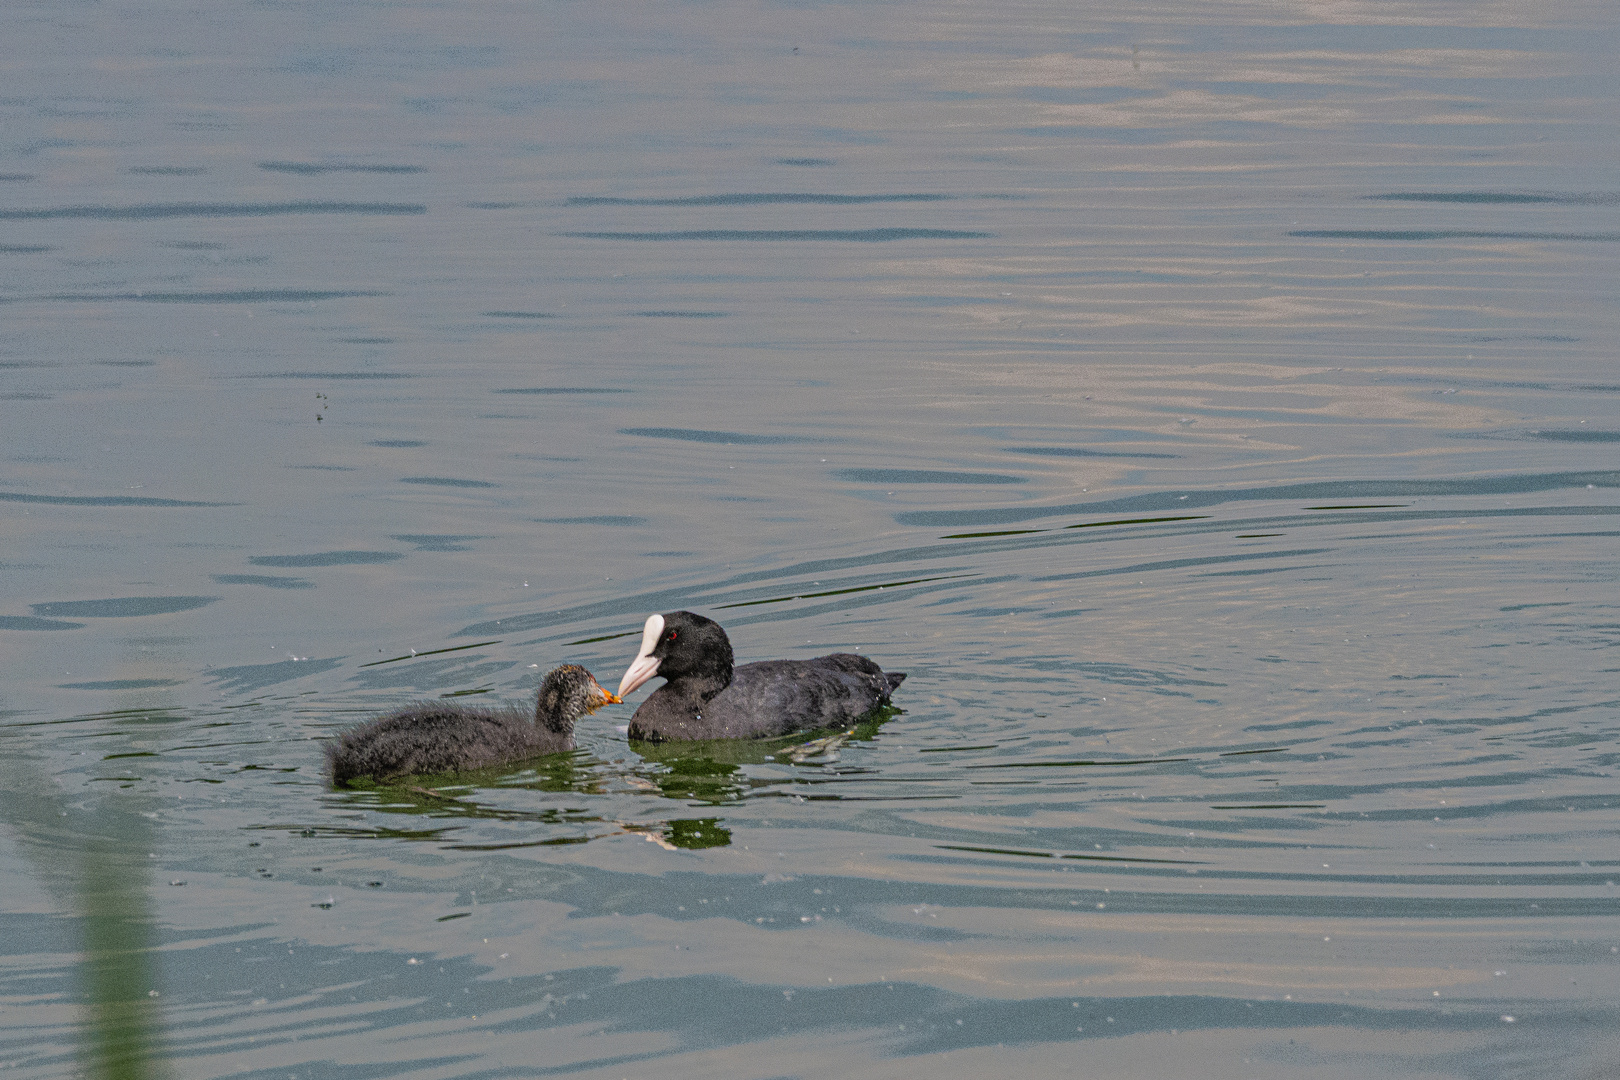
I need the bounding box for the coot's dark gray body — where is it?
[616,611,904,742]
[326,664,617,784]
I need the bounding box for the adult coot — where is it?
[616,611,904,741]
[326,664,618,784]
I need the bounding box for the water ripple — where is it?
[563,229,992,241]
[0,201,426,220]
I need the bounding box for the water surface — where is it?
[2,1,1618,1077]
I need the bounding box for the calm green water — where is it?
[2,1,1618,1077]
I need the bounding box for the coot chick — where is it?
[326,664,618,784]
[616,611,904,741]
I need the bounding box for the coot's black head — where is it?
[536,664,621,733]
[617,610,734,697]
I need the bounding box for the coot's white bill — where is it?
[617,612,666,696]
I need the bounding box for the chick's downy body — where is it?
[326,663,617,784]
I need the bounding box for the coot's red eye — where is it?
[669,631,677,640]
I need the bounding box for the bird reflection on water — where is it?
[319,706,902,850]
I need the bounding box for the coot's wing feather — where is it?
[807,652,906,690]
[700,657,901,738]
